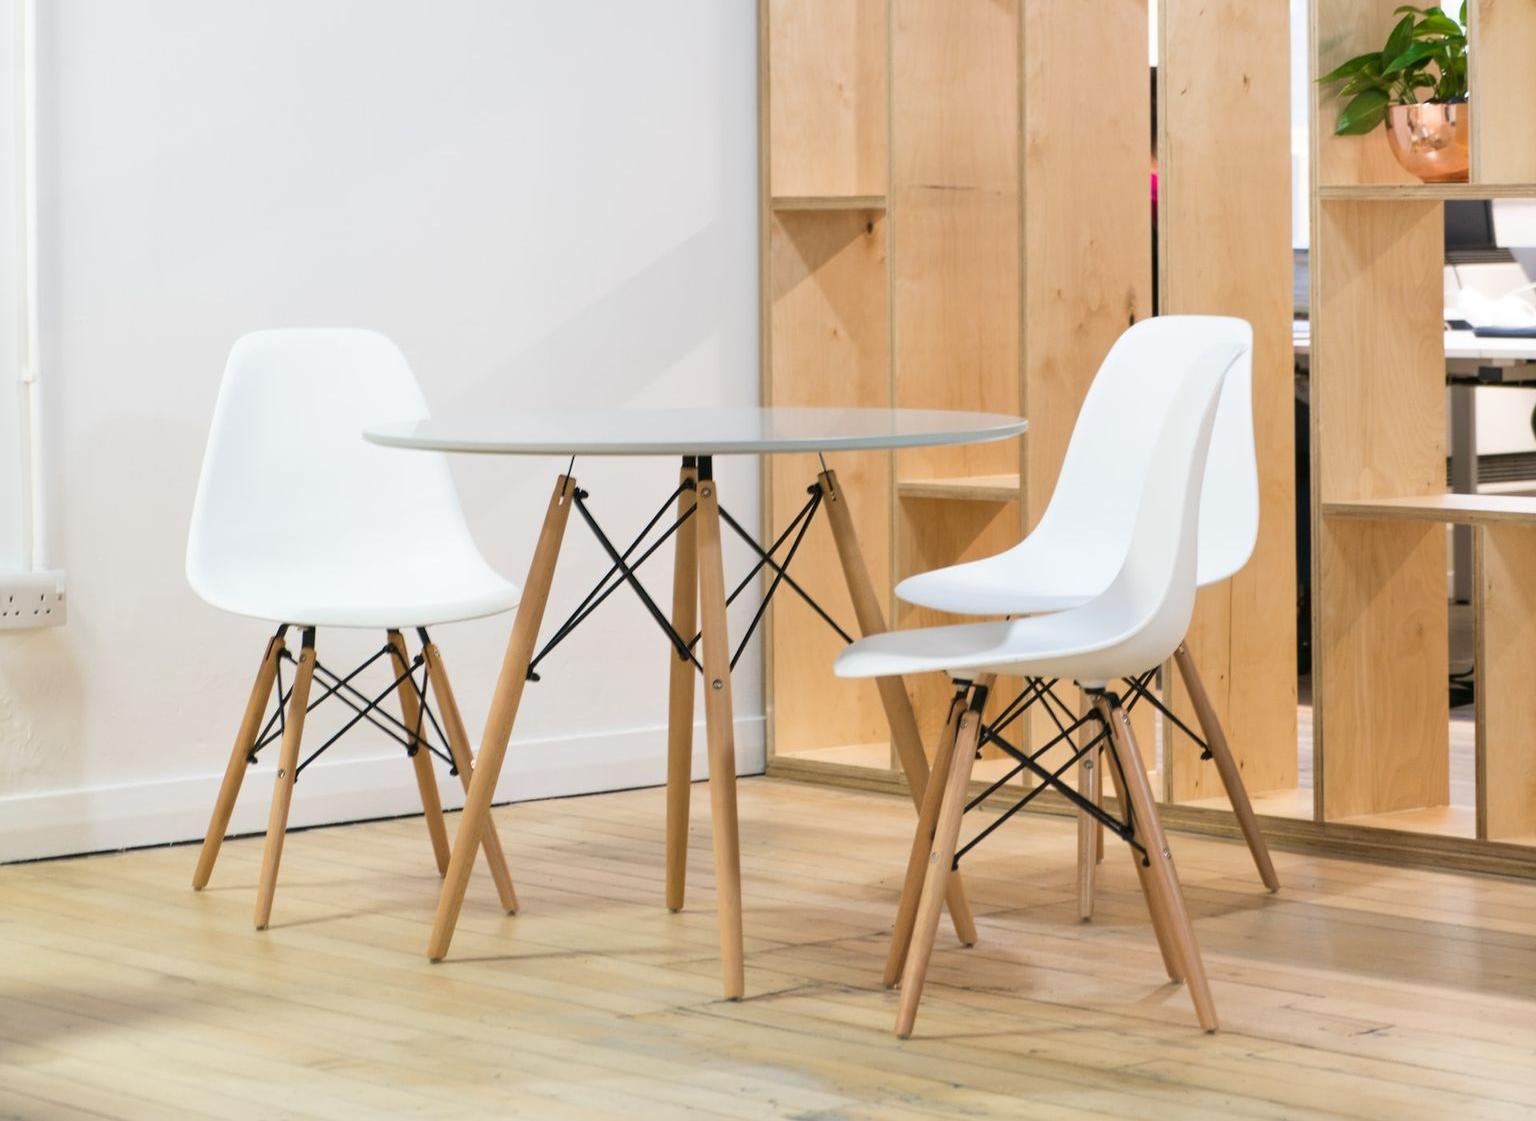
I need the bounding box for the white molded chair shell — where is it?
[836,341,1239,688]
[895,316,1256,617]
[187,329,520,629]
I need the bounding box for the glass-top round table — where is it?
[365,405,1027,457]
[366,406,1027,999]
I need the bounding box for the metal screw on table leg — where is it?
[712,679,723,690]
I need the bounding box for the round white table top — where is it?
[365,406,1028,457]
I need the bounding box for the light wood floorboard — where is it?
[3,778,1536,1119]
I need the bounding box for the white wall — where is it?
[0,0,761,861]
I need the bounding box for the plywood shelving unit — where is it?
[1309,0,1536,850]
[761,0,1302,844]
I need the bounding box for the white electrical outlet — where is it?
[0,570,67,629]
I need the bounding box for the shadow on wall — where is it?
[454,221,739,414]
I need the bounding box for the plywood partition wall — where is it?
[1470,0,1536,185]
[1159,0,1297,802]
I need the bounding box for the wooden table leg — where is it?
[422,640,519,914]
[817,468,977,945]
[254,629,316,931]
[694,459,745,999]
[1173,641,1280,892]
[665,459,700,913]
[389,630,452,876]
[427,474,576,962]
[193,628,286,890]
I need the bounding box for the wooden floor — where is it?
[4,778,1536,1120]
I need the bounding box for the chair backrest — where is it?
[187,329,479,599]
[1032,315,1257,590]
[1074,341,1241,679]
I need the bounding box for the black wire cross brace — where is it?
[248,626,457,782]
[525,455,854,682]
[950,680,1151,869]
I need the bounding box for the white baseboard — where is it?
[0,716,765,863]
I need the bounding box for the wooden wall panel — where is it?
[1312,197,1447,819]
[1313,0,1418,187]
[767,0,888,198]
[1470,0,1536,185]
[1160,0,1297,801]
[890,0,1021,484]
[766,211,891,756]
[1476,525,1536,839]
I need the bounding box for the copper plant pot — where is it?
[1385,101,1470,184]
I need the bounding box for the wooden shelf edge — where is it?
[770,194,888,212]
[896,473,1021,502]
[1323,494,1536,526]
[1318,182,1536,201]
[764,758,1536,879]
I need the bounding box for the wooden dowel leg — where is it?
[695,464,745,1000]
[427,474,576,962]
[390,630,451,876]
[895,705,982,1039]
[193,630,286,890]
[1097,694,1219,1032]
[422,641,519,914]
[818,468,976,946]
[665,461,700,913]
[885,689,965,987]
[254,632,317,930]
[1076,700,1102,922]
[1173,642,1280,892]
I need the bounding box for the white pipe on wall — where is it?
[16,0,46,571]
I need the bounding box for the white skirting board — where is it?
[0,716,765,864]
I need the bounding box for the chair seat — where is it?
[896,557,1096,616]
[835,603,1138,687]
[191,548,520,629]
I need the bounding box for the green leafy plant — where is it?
[1317,3,1469,135]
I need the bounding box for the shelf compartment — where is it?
[895,474,1020,502]
[1324,494,1536,525]
[771,194,887,212]
[1476,524,1536,840]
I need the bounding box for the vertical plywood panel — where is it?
[767,0,888,198]
[1476,525,1536,839]
[1021,0,1153,763]
[1470,0,1536,185]
[767,211,891,755]
[1160,0,1297,802]
[1312,198,1448,820]
[1313,0,1418,187]
[890,0,1020,484]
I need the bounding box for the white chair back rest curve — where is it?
[1031,315,1257,591]
[1077,342,1242,678]
[186,329,479,599]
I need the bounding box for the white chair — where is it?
[187,328,521,929]
[836,336,1241,1037]
[896,316,1277,917]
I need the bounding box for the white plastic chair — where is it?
[836,337,1241,1037]
[896,316,1278,913]
[187,328,521,929]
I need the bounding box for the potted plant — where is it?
[1317,3,1469,183]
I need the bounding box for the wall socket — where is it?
[0,570,68,629]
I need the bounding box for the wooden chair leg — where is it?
[422,640,518,914]
[1173,641,1280,892]
[428,474,575,962]
[1076,726,1101,922]
[1096,694,1219,1032]
[695,465,745,1000]
[885,689,966,988]
[254,631,317,930]
[665,461,699,913]
[193,629,286,890]
[895,704,982,1039]
[818,468,976,946]
[389,630,451,877]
